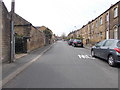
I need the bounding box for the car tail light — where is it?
[114,48,120,53]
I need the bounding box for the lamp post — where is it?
[10,0,15,63]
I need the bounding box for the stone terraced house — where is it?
[68,1,120,46]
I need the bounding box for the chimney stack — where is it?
[11,0,15,13]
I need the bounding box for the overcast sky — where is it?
[3,0,120,36]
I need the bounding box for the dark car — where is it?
[91,39,120,66]
[72,39,83,47]
[68,39,74,45]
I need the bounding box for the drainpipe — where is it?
[108,12,110,39]
[10,0,15,63]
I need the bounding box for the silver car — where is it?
[91,39,120,66]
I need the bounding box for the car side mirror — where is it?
[95,44,100,47]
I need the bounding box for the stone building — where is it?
[38,26,54,45]
[0,1,11,62]
[68,1,120,46]
[13,13,45,53]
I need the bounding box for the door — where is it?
[100,40,114,60]
[94,40,106,57]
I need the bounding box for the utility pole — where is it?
[10,0,15,63]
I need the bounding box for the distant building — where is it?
[38,26,54,45]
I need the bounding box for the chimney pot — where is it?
[12,0,15,2]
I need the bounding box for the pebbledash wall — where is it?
[68,1,120,46]
[0,2,11,62]
[13,13,45,53]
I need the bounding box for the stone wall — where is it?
[13,13,45,53]
[1,2,11,62]
[118,2,120,39]
[0,1,2,62]
[27,26,45,52]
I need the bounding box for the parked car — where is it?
[68,39,74,45]
[72,39,83,47]
[91,39,120,66]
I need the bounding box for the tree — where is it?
[61,33,66,39]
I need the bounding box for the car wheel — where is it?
[91,50,95,57]
[73,44,75,47]
[81,44,83,47]
[108,55,116,67]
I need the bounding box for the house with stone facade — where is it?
[13,13,45,53]
[68,1,120,46]
[38,26,54,45]
[1,1,54,63]
[0,1,11,62]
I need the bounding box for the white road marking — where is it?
[78,55,82,58]
[78,55,95,59]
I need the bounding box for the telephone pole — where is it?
[10,0,15,63]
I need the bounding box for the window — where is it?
[96,21,98,27]
[106,31,109,39]
[114,7,118,18]
[99,32,102,37]
[91,23,94,29]
[114,27,118,39]
[96,40,106,47]
[103,40,114,47]
[117,41,120,47]
[100,17,102,25]
[106,13,109,22]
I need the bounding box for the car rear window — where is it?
[76,40,82,42]
[117,41,120,47]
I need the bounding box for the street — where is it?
[3,41,118,88]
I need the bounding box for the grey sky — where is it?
[3,0,120,36]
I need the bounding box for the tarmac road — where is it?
[3,41,118,88]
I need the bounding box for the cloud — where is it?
[3,0,120,36]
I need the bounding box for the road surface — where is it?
[3,41,118,88]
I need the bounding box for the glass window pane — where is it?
[114,7,118,18]
[114,28,118,39]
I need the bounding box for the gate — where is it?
[15,37,27,53]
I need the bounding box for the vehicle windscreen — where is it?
[117,41,120,48]
[70,39,74,41]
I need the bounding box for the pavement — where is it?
[15,54,28,59]
[84,45,92,50]
[1,44,54,88]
